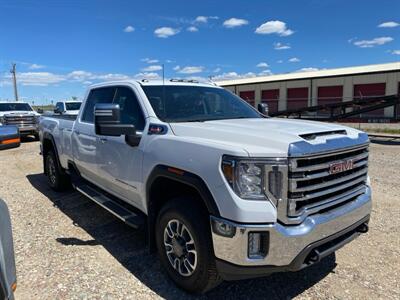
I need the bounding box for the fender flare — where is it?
[146,165,221,251]
[146,165,220,217]
[42,132,64,174]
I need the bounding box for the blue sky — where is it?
[0,0,399,104]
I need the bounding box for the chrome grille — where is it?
[287,144,369,219]
[4,115,36,127]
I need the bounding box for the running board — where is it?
[75,183,145,229]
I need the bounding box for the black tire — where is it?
[45,150,70,191]
[155,197,222,294]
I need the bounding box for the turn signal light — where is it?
[0,138,20,145]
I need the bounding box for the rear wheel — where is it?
[155,197,222,293]
[45,150,70,191]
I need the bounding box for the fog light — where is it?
[211,218,236,238]
[248,232,269,258]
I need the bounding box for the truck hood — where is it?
[170,118,365,157]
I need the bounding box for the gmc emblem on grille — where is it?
[329,160,354,174]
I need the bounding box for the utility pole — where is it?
[10,63,19,101]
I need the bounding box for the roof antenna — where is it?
[162,64,166,116]
[162,64,165,85]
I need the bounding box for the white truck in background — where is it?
[39,80,371,293]
[0,102,40,139]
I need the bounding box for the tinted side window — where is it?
[81,87,116,123]
[56,102,64,111]
[113,87,145,131]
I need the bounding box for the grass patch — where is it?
[364,128,400,135]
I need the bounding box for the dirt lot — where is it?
[0,139,399,299]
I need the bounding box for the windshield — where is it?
[0,103,33,112]
[65,102,81,110]
[142,85,261,122]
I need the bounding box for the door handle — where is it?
[99,137,108,143]
[75,130,80,135]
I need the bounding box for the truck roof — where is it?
[88,79,221,89]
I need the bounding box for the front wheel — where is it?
[155,197,222,293]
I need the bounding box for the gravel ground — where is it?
[0,138,399,300]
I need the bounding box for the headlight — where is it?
[221,156,287,205]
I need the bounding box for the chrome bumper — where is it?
[18,125,37,132]
[211,186,371,267]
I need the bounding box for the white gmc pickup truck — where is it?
[39,80,371,293]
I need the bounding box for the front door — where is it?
[96,85,146,209]
[72,86,116,185]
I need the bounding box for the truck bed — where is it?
[42,113,77,121]
[39,114,76,168]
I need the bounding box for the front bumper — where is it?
[211,186,371,279]
[17,126,38,134]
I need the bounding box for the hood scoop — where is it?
[299,130,347,141]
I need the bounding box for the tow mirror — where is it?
[54,107,61,114]
[94,103,140,146]
[258,103,269,116]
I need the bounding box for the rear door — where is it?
[72,87,116,184]
[96,85,147,208]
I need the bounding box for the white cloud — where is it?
[133,72,161,80]
[296,67,320,72]
[213,67,221,73]
[67,70,93,82]
[124,25,135,33]
[195,16,208,23]
[141,58,159,64]
[29,63,45,70]
[378,21,399,28]
[288,57,300,63]
[274,42,291,50]
[276,60,283,64]
[173,65,180,71]
[194,16,219,23]
[258,69,272,76]
[177,66,204,74]
[187,26,199,32]
[2,72,66,86]
[184,76,209,82]
[213,72,257,81]
[223,18,249,28]
[256,62,269,68]
[67,70,132,82]
[96,73,132,81]
[353,37,393,48]
[154,27,180,38]
[391,50,400,55]
[255,20,294,36]
[141,65,163,72]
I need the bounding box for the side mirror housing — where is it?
[258,103,269,116]
[94,103,140,146]
[54,107,61,114]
